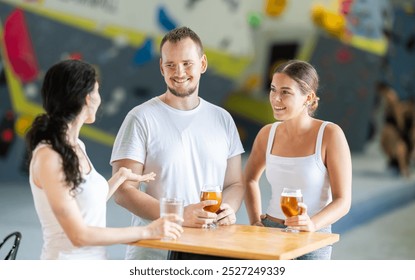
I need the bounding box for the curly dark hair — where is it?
[25,59,97,194]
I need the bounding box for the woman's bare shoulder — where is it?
[322,121,348,147]
[31,145,63,175]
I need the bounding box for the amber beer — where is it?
[200,191,222,213]
[280,189,303,217]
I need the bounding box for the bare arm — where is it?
[32,148,182,247]
[112,160,224,228]
[222,154,244,211]
[243,125,270,225]
[107,168,155,201]
[112,159,160,220]
[314,123,352,229]
[290,123,352,232]
[214,154,244,225]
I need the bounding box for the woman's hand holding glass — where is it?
[280,188,303,233]
[145,214,183,240]
[284,202,316,232]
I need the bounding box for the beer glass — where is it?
[280,188,303,233]
[200,184,222,229]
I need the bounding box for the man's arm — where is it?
[216,154,245,224]
[112,159,160,220]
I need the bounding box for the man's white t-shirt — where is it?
[110,97,244,259]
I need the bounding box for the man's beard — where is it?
[168,85,197,98]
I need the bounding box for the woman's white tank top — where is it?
[29,139,108,259]
[265,122,332,219]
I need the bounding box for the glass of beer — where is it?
[280,188,303,233]
[200,184,222,229]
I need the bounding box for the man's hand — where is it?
[182,200,218,228]
[215,203,236,226]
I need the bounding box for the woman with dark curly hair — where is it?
[26,59,182,259]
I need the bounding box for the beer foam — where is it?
[283,193,303,197]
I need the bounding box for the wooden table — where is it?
[132,224,340,260]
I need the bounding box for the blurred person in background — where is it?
[377,82,415,177]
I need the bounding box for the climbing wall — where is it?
[309,34,382,152]
[0,0,253,181]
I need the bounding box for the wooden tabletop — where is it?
[132,224,340,260]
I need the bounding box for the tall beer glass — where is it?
[280,188,303,233]
[200,184,222,229]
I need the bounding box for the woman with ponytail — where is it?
[243,60,352,259]
[26,59,182,260]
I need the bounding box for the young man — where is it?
[110,26,245,259]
